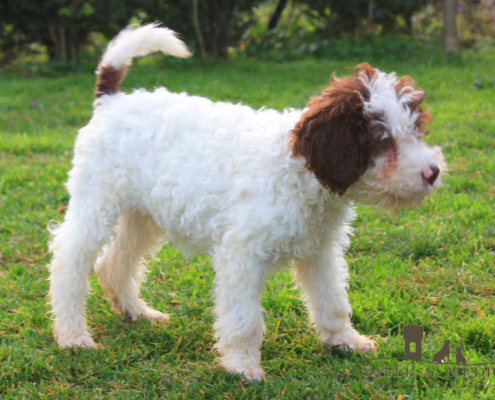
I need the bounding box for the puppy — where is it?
[48,24,446,380]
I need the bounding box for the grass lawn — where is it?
[1,49,494,399]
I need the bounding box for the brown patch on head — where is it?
[394,75,432,134]
[289,64,380,195]
[414,109,432,134]
[353,62,377,85]
[95,65,127,98]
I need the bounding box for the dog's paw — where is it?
[218,351,265,381]
[125,307,170,323]
[58,334,98,349]
[223,362,265,381]
[324,328,377,353]
[239,366,265,381]
[142,308,170,322]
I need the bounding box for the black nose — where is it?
[423,165,440,185]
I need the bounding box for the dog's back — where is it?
[78,88,309,254]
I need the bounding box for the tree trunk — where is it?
[47,22,61,61]
[444,0,458,52]
[268,0,288,31]
[366,0,374,34]
[405,13,413,35]
[192,0,207,57]
[47,22,71,61]
[60,26,67,62]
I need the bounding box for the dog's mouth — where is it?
[385,193,427,211]
[382,179,445,209]
[345,181,437,210]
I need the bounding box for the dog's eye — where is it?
[380,138,393,149]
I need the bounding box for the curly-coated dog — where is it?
[48,24,446,380]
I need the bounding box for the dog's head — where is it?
[289,63,446,208]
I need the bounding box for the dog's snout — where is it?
[422,165,440,185]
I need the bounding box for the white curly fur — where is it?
[48,24,445,381]
[99,23,191,70]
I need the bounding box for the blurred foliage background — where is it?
[0,0,494,73]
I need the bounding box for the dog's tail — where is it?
[95,23,192,98]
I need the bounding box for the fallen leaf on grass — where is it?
[428,297,439,305]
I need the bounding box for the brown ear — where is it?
[289,68,374,195]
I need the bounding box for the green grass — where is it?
[1,50,495,399]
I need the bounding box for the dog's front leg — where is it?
[211,248,267,381]
[293,242,376,352]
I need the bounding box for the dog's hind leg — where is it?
[48,197,119,349]
[94,209,168,322]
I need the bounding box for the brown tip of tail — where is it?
[95,65,127,98]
